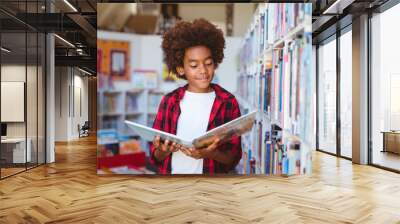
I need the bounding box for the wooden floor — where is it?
[1,136,400,223]
[373,150,400,171]
[1,164,45,178]
[1,167,26,178]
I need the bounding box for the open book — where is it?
[124,110,257,148]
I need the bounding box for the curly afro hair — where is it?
[162,18,225,79]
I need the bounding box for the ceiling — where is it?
[0,0,97,74]
[1,0,397,73]
[311,0,391,44]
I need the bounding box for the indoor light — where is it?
[78,67,93,76]
[63,0,78,12]
[323,0,354,15]
[76,48,83,55]
[54,34,75,48]
[1,47,11,53]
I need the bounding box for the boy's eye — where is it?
[190,64,197,68]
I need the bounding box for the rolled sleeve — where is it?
[149,96,167,166]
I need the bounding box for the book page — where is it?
[124,120,193,147]
[192,110,257,148]
[125,110,257,149]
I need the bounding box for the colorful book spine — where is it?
[260,11,265,55]
[257,121,263,172]
[126,95,138,112]
[238,3,312,175]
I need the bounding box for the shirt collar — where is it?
[175,83,230,101]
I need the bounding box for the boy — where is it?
[151,18,242,174]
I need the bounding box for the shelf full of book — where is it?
[98,70,167,156]
[235,3,314,176]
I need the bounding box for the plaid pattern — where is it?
[149,83,242,174]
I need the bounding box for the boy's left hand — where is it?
[180,138,220,159]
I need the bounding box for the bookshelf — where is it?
[98,81,167,156]
[236,3,313,175]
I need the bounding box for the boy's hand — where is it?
[180,138,220,159]
[153,136,180,155]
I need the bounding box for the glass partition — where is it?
[339,28,352,158]
[1,28,28,178]
[38,32,45,165]
[371,3,400,171]
[317,36,337,155]
[0,1,46,179]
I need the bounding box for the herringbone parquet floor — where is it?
[1,136,400,223]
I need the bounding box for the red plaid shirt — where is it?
[149,83,242,174]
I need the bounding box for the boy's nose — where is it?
[199,64,207,74]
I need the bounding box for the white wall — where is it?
[1,65,33,137]
[54,67,89,141]
[72,74,89,138]
[55,67,68,141]
[215,36,242,93]
[1,65,26,81]
[178,3,255,37]
[98,31,243,94]
[233,3,255,37]
[134,35,164,79]
[179,3,226,22]
[179,3,226,34]
[1,65,26,138]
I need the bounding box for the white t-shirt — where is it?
[171,90,216,174]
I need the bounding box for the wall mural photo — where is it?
[97,3,314,176]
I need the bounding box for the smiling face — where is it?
[177,45,216,93]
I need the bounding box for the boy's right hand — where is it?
[153,136,180,155]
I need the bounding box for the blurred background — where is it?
[96,3,258,174]
[0,0,398,180]
[96,3,314,175]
